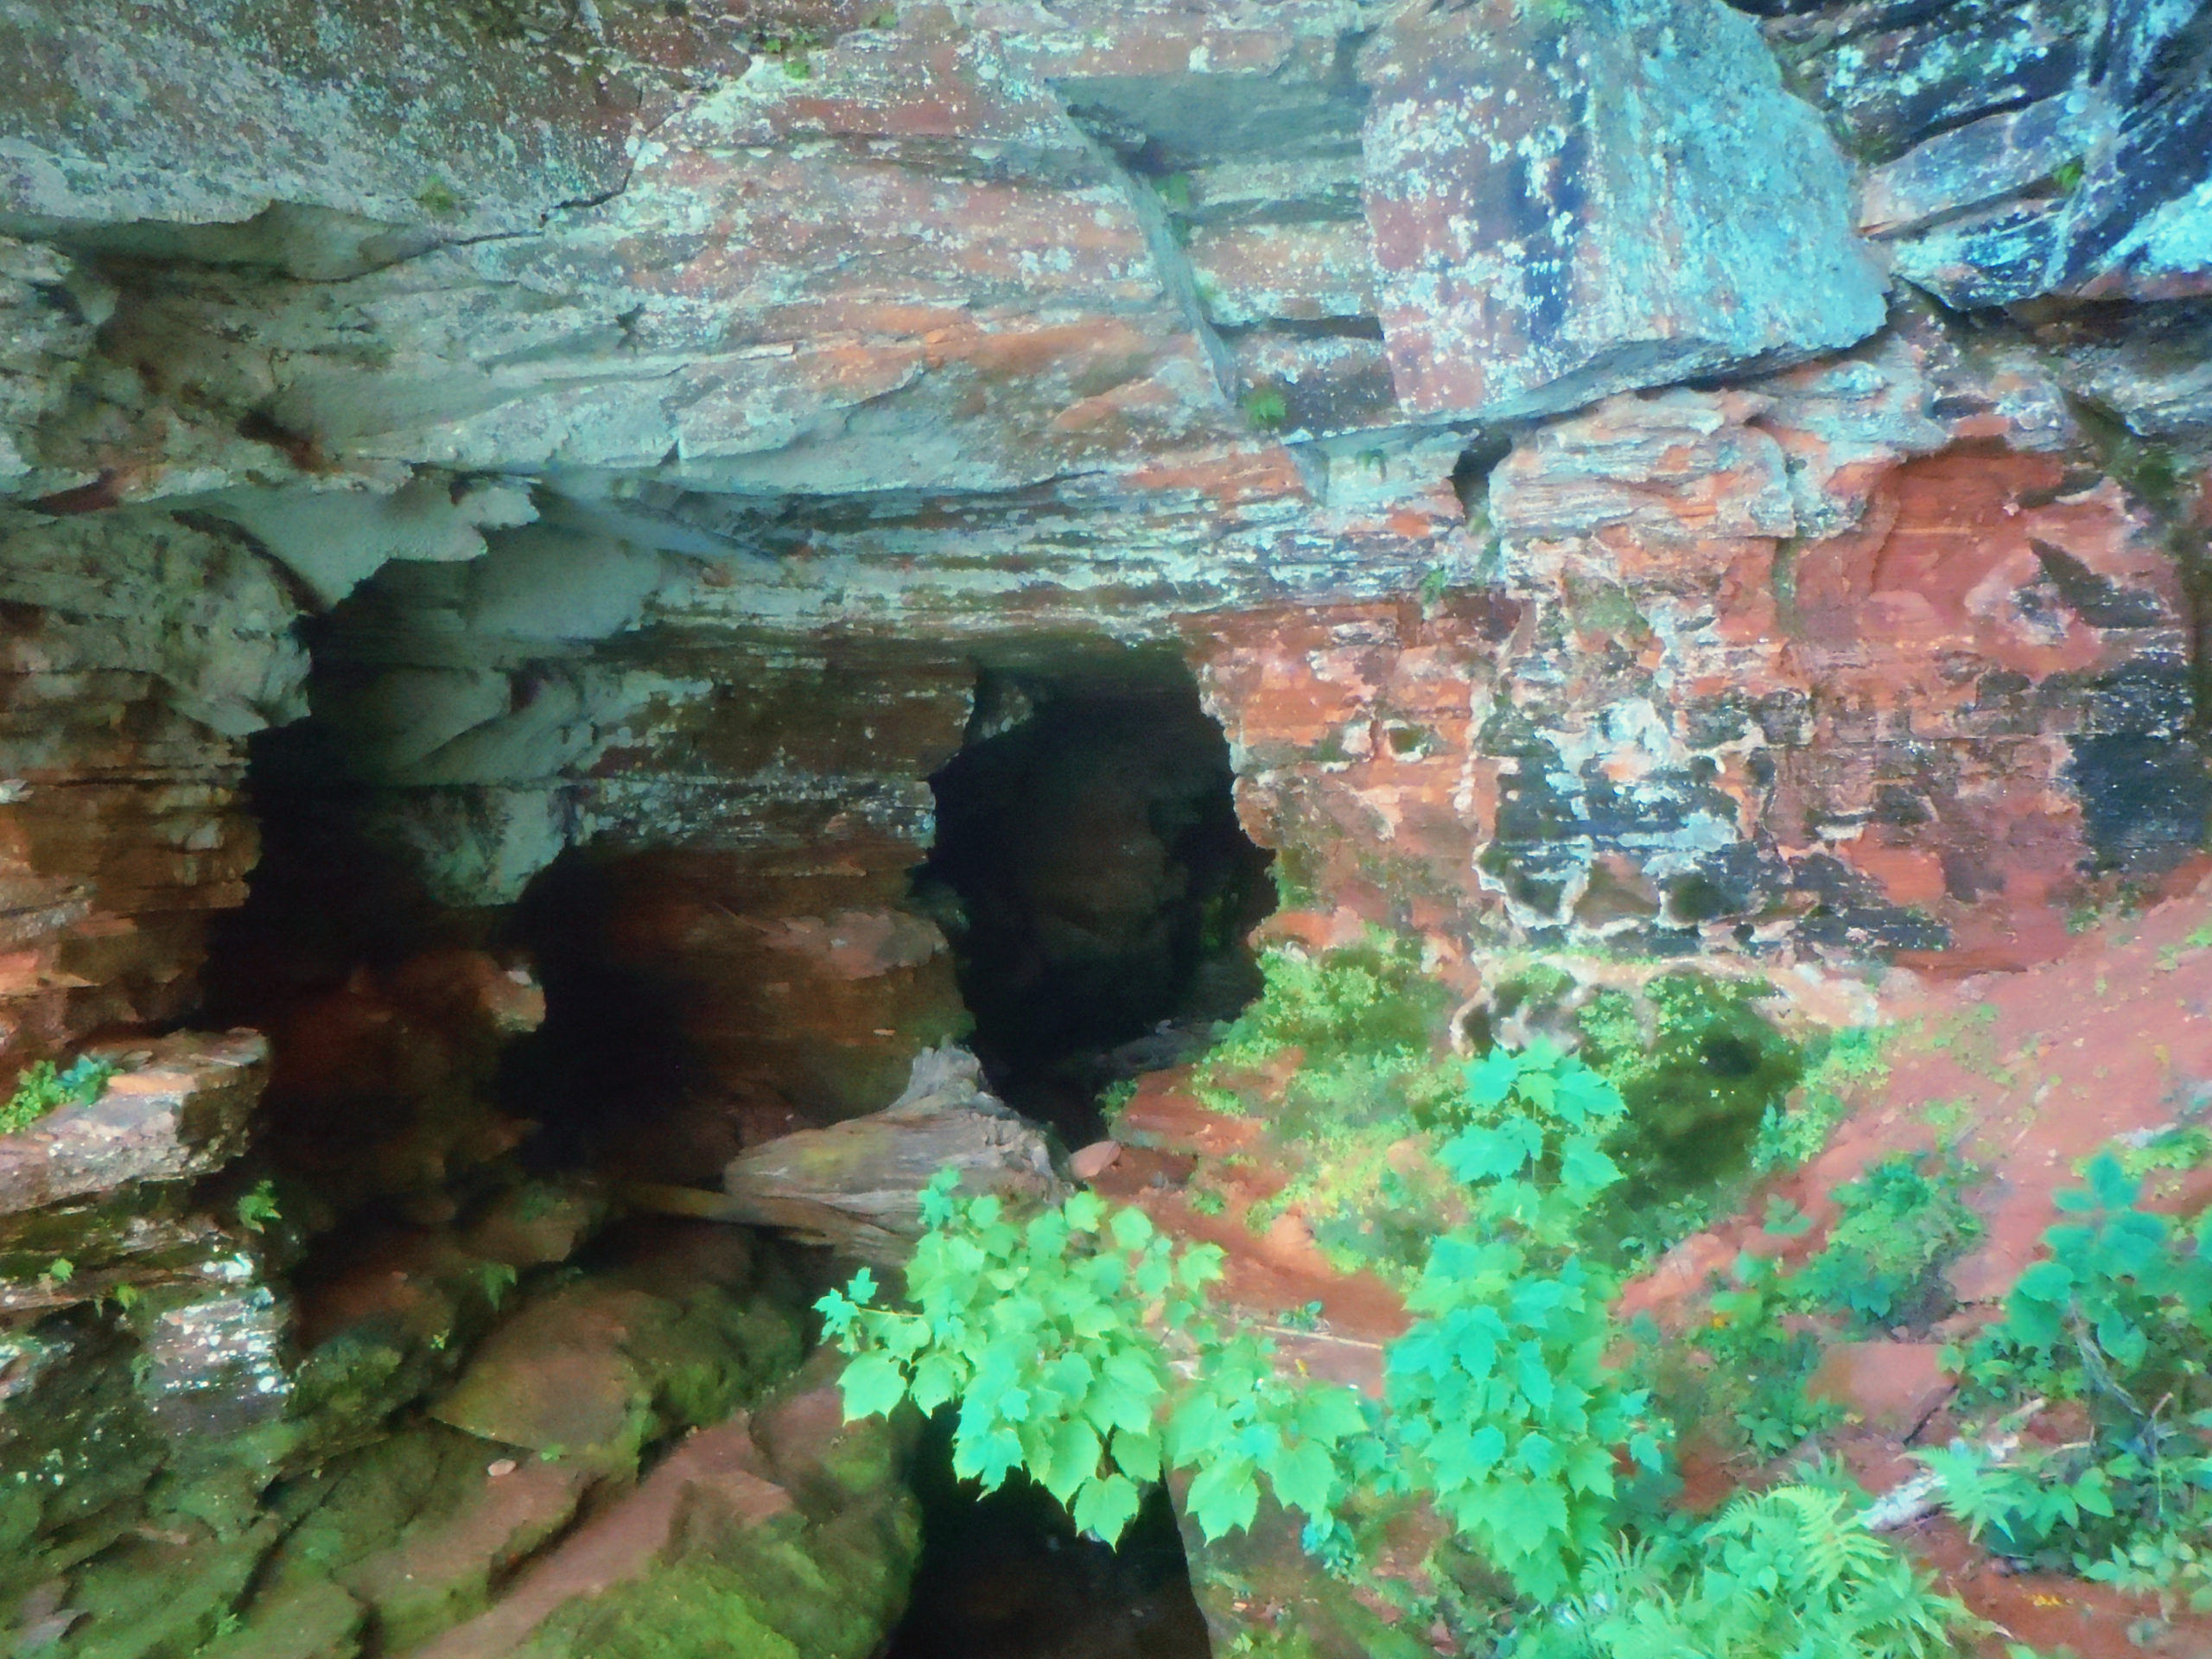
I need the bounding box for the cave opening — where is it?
[188,618,1266,1658]
[885,1413,1214,1659]
[913,646,1277,1143]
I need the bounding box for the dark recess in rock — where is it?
[913,649,1274,1141]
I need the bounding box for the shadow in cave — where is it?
[887,1414,1215,1659]
[913,649,1275,1143]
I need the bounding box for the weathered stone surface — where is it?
[0,0,635,243]
[1791,0,2212,307]
[416,1353,916,1659]
[0,238,94,497]
[710,1045,1062,1262]
[1806,1338,1956,1433]
[0,509,305,1070]
[256,949,544,1222]
[1359,0,1885,423]
[0,1029,266,1215]
[2058,302,2212,438]
[1199,330,2201,967]
[1776,0,2099,166]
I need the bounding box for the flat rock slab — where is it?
[0,1028,267,1215]
[1807,1339,1957,1435]
[429,1286,662,1471]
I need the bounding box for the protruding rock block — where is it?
[709,1046,1063,1263]
[1359,0,1886,423]
[0,1028,267,1215]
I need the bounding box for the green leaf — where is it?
[1039,1416,1103,1503]
[1187,1456,1261,1541]
[1112,1427,1162,1482]
[1554,1062,1625,1122]
[1072,1472,1142,1544]
[1464,1047,1522,1108]
[1268,1439,1338,1517]
[840,1351,910,1421]
[910,1354,961,1414]
[1560,1135,1623,1195]
[1440,1119,1541,1185]
[1176,1243,1226,1291]
[1110,1207,1155,1250]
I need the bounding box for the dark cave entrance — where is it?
[885,1414,1214,1659]
[913,648,1276,1142]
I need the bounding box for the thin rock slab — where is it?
[707,1046,1064,1265]
[0,1029,267,1216]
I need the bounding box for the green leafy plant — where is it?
[477,1262,520,1311]
[1242,387,1289,429]
[820,1174,1370,1546]
[823,1039,1652,1594]
[1930,1154,2212,1581]
[1701,1249,1842,1458]
[235,1179,283,1234]
[1795,1151,1981,1332]
[1963,1154,2212,1414]
[1384,1230,1657,1599]
[1528,1484,1980,1657]
[1750,1024,1889,1176]
[3,1054,119,1135]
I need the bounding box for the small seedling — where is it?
[1242,387,1289,429]
[236,1179,282,1233]
[3,1054,119,1135]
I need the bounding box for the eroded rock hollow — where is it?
[2,0,2209,1653]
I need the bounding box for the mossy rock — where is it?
[257,1421,512,1597]
[518,1496,922,1659]
[198,1581,363,1659]
[55,1520,279,1659]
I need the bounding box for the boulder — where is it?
[702,1046,1064,1264]
[1359,0,1885,424]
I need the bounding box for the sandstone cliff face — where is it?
[0,0,2202,1073]
[0,0,2209,1649]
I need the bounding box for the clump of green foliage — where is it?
[1528,1482,1979,1657]
[1926,1154,2212,1591]
[1796,1150,1982,1332]
[819,1176,1366,1547]
[1095,1077,1138,1125]
[1577,975,1805,1201]
[1243,387,1290,429]
[2,1054,119,1135]
[1195,937,1459,1276]
[1750,1024,1892,1177]
[1205,937,1461,1136]
[1690,1243,1843,1459]
[235,1179,283,1234]
[822,1034,1982,1648]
